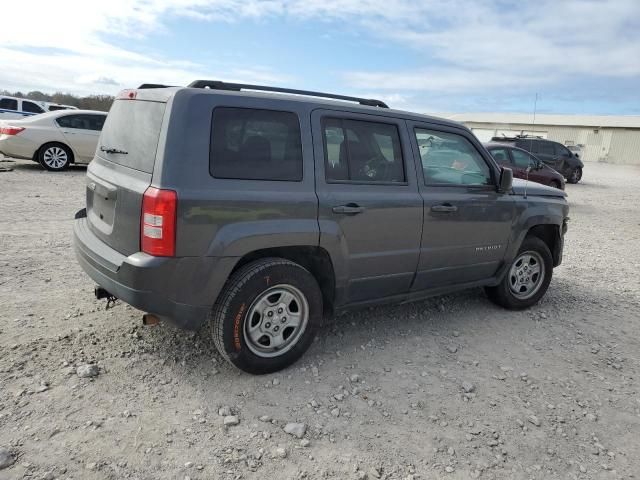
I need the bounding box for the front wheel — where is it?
[485,236,553,310]
[567,167,582,184]
[210,258,322,374]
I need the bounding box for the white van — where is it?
[0,96,78,120]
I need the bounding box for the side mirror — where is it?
[536,161,544,170]
[574,153,580,158]
[498,167,513,193]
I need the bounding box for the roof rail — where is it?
[491,134,544,142]
[187,80,389,108]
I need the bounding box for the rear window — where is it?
[210,107,303,181]
[99,100,166,173]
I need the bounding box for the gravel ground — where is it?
[1,159,639,480]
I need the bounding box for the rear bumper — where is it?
[0,135,38,160]
[73,211,236,330]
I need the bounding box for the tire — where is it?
[567,167,582,184]
[38,143,72,171]
[549,180,561,190]
[485,236,553,310]
[210,258,322,374]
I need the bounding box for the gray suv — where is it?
[73,81,569,374]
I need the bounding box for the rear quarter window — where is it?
[210,107,303,181]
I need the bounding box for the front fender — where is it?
[505,198,568,265]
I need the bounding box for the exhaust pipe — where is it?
[142,313,161,326]
[94,286,112,300]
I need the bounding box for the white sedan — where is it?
[0,110,107,171]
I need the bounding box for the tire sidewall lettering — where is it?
[232,303,246,351]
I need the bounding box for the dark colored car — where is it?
[490,136,583,184]
[73,80,569,374]
[484,143,565,190]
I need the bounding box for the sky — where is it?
[1,0,639,115]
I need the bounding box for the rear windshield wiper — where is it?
[100,146,128,155]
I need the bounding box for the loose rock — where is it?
[0,448,14,469]
[76,364,99,378]
[461,381,475,393]
[218,406,232,417]
[223,415,240,426]
[527,415,541,427]
[284,422,307,439]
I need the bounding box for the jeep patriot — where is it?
[73,80,569,374]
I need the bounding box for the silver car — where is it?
[0,110,107,171]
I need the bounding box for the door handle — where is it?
[332,203,365,215]
[431,204,458,213]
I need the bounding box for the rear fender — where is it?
[206,219,320,257]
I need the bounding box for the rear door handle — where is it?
[332,203,365,215]
[431,204,458,213]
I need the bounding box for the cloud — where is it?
[0,0,638,106]
[94,77,120,86]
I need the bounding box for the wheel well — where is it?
[526,224,561,266]
[34,142,75,163]
[232,246,336,317]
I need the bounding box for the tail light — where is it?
[141,187,177,257]
[0,126,25,135]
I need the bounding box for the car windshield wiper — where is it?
[100,146,128,155]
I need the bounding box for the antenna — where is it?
[524,93,538,199]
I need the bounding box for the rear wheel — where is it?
[210,258,322,374]
[39,143,72,171]
[567,167,582,184]
[485,236,553,310]
[549,180,562,189]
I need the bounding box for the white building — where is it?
[444,113,640,165]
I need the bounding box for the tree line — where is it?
[0,89,114,112]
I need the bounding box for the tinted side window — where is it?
[511,149,536,168]
[538,141,555,155]
[488,148,510,165]
[57,114,106,131]
[323,118,405,183]
[0,98,18,111]
[516,139,539,153]
[416,129,491,186]
[210,108,303,181]
[22,101,45,113]
[554,144,571,157]
[85,115,106,131]
[56,115,76,128]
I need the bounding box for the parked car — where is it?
[0,95,78,120]
[490,135,584,184]
[484,143,565,190]
[73,81,569,374]
[0,110,107,170]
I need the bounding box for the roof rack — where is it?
[186,80,389,108]
[138,83,173,89]
[491,133,544,142]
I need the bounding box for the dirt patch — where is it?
[1,160,639,480]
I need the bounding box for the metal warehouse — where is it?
[445,113,640,165]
